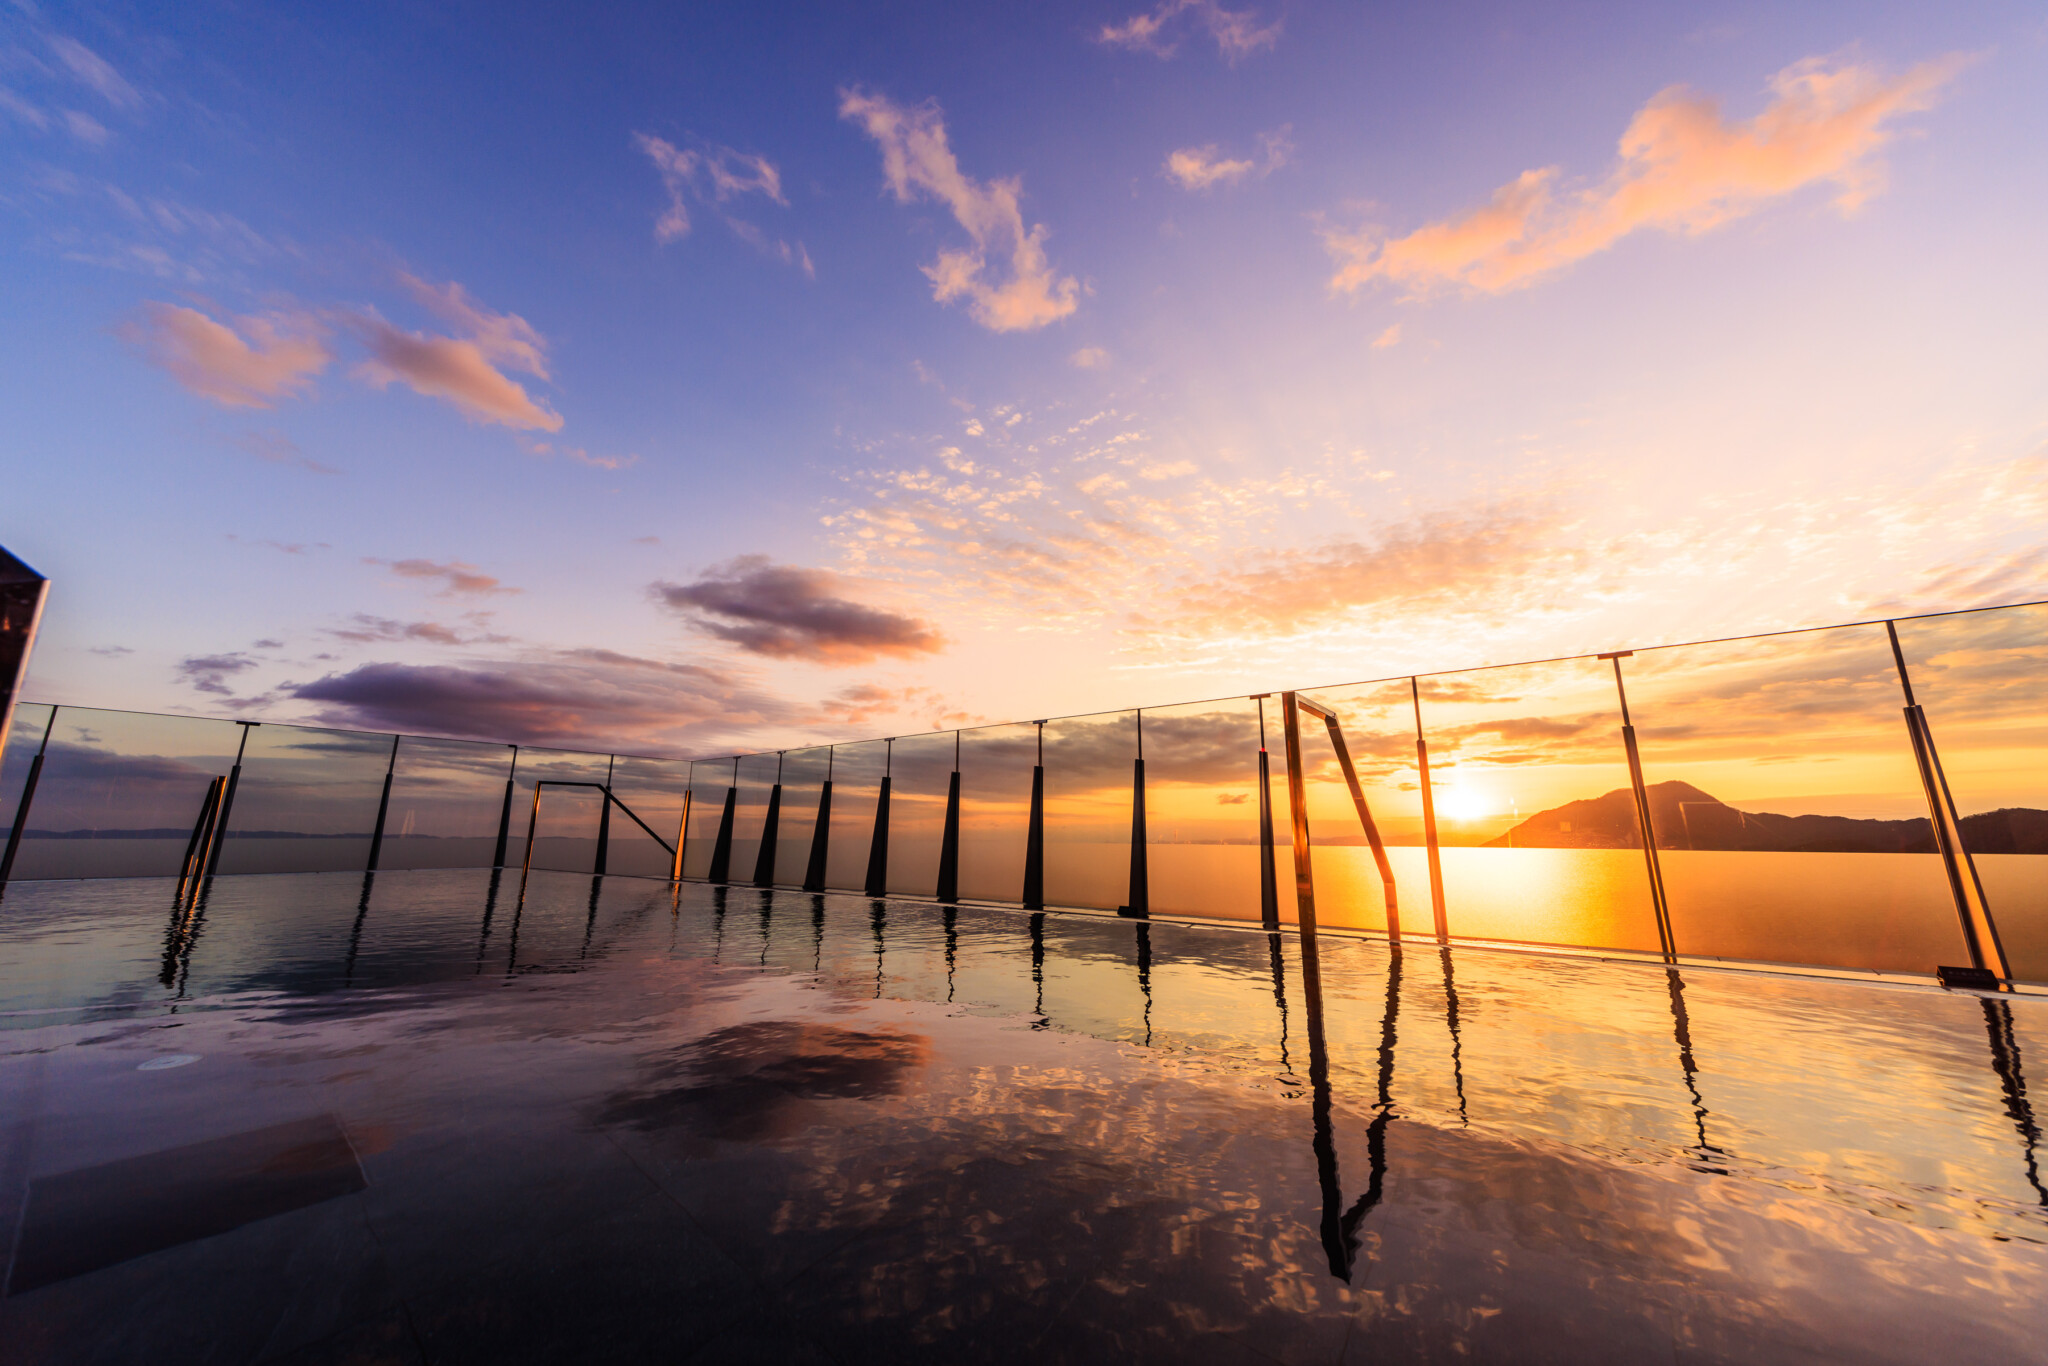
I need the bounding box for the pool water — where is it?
[0,869,2043,1364]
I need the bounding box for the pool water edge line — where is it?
[4,864,2040,1000]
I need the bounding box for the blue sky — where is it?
[5,0,2047,754]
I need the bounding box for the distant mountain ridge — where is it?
[1484,781,2048,855]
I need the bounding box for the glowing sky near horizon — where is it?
[4,0,2047,757]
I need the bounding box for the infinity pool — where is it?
[1,869,2043,1363]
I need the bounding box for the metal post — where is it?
[0,705,57,886]
[594,755,614,877]
[936,733,961,903]
[753,753,784,887]
[177,776,223,896]
[1123,711,1149,919]
[202,722,259,880]
[706,759,738,883]
[1253,696,1279,930]
[520,779,543,875]
[1023,722,1045,909]
[366,734,400,872]
[1411,679,1448,943]
[1303,701,1397,939]
[1887,621,2011,982]
[492,745,518,868]
[804,748,833,893]
[1602,652,1675,961]
[671,788,691,882]
[1280,692,1322,974]
[864,739,892,898]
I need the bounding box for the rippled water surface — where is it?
[1,868,2044,1364]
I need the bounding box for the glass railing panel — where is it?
[1893,603,2048,982]
[885,731,955,899]
[1041,711,1137,912]
[1410,659,1657,953]
[824,740,888,891]
[681,761,732,880]
[1627,623,1961,972]
[513,747,613,874]
[608,755,690,879]
[377,736,515,870]
[1140,697,1265,922]
[1291,680,1422,937]
[0,702,56,832]
[212,723,390,875]
[727,752,782,884]
[2,706,239,879]
[772,747,831,886]
[958,722,1037,903]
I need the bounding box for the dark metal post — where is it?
[202,722,259,879]
[1309,704,1397,939]
[753,752,784,887]
[1254,696,1279,930]
[1280,692,1323,983]
[0,705,57,886]
[366,734,400,872]
[1603,652,1675,961]
[520,779,543,875]
[1123,711,1149,918]
[671,788,692,882]
[176,775,223,896]
[706,758,738,883]
[803,748,833,892]
[864,740,892,898]
[936,732,961,903]
[1023,722,1045,909]
[1887,621,2011,982]
[594,755,614,876]
[1411,679,1449,943]
[492,745,519,868]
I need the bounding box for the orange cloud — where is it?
[122,301,330,408]
[1327,53,1968,296]
[839,88,1078,332]
[1099,0,1279,62]
[351,278,561,431]
[1164,128,1290,190]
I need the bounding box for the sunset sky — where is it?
[6,0,2047,758]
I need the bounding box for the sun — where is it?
[1435,784,1495,822]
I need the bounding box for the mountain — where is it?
[1483,781,2048,854]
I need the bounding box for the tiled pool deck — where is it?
[1,869,2044,1364]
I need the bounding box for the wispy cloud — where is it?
[364,557,517,597]
[634,133,811,274]
[1098,0,1280,62]
[47,35,143,111]
[327,614,510,646]
[839,88,1079,332]
[228,428,342,475]
[177,653,258,696]
[1163,128,1291,190]
[653,555,943,664]
[120,302,330,408]
[1326,53,1967,297]
[351,275,563,431]
[1070,346,1110,369]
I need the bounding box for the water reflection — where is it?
[1665,967,1727,1170]
[1981,997,2047,1205]
[1305,938,1399,1280]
